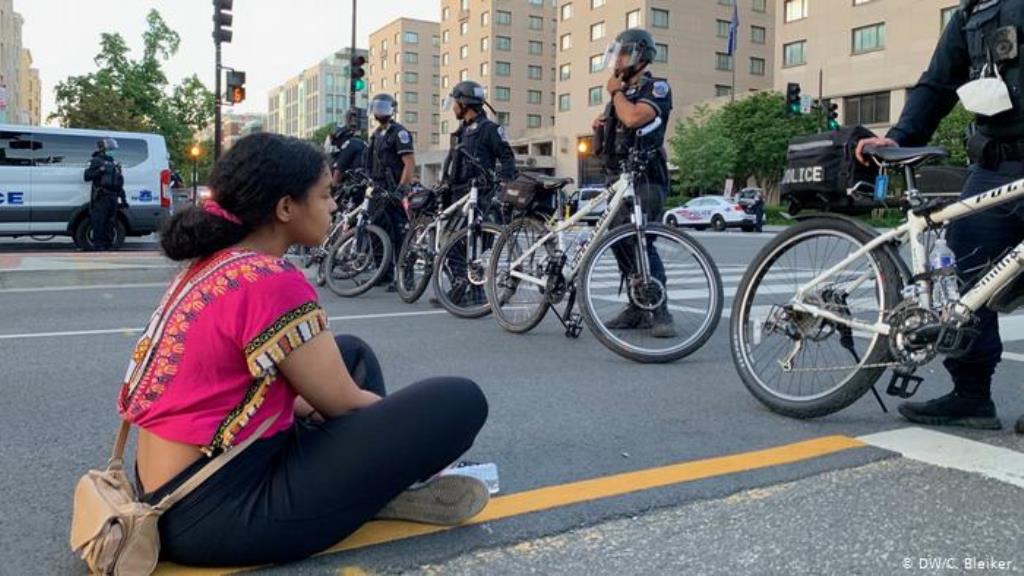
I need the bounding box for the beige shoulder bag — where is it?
[69,414,277,575]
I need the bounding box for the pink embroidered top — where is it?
[117,249,328,455]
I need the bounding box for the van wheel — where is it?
[74,217,126,251]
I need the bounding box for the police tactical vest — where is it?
[964,0,1024,138]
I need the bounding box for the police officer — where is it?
[856,0,1023,434]
[441,80,517,198]
[326,124,367,193]
[592,28,676,339]
[83,138,128,251]
[366,93,416,291]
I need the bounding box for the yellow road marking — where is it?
[155,434,865,575]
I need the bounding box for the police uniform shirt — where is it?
[368,122,415,188]
[889,0,1024,145]
[445,113,517,187]
[607,72,673,183]
[331,137,367,175]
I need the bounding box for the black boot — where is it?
[897,391,1002,430]
[605,305,651,330]
[651,306,677,339]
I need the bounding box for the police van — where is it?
[0,124,171,249]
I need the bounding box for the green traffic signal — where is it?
[353,78,366,91]
[828,119,840,130]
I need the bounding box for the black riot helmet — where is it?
[97,137,119,152]
[602,28,657,81]
[369,93,398,123]
[444,81,488,110]
[325,124,355,153]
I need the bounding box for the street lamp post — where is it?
[190,145,201,204]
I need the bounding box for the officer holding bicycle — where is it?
[326,124,367,193]
[592,28,676,339]
[856,0,1024,433]
[441,81,517,201]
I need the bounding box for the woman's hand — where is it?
[279,331,380,419]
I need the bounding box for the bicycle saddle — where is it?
[863,145,948,166]
[535,176,574,189]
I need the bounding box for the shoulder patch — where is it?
[652,81,670,99]
[497,125,508,142]
[398,130,411,144]
[341,140,351,150]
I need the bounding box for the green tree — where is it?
[50,10,213,170]
[309,124,337,147]
[669,106,738,195]
[929,103,972,166]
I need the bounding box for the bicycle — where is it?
[323,171,395,298]
[300,179,364,287]
[486,149,724,364]
[731,144,1024,418]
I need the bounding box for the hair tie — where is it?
[203,200,242,225]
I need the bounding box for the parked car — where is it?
[733,187,763,208]
[663,195,756,232]
[574,186,607,224]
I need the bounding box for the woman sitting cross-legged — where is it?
[120,132,489,567]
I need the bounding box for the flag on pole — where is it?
[726,4,740,56]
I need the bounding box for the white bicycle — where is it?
[487,149,724,364]
[732,145,1024,418]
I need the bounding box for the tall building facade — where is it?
[267,49,370,140]
[199,112,266,150]
[775,0,959,135]
[18,49,40,125]
[368,18,441,150]
[554,0,776,185]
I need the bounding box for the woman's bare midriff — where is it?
[136,428,205,495]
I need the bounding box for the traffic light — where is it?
[785,83,802,116]
[226,70,246,104]
[825,99,840,130]
[350,55,367,92]
[213,0,233,44]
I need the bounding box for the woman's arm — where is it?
[278,331,380,418]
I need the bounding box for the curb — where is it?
[0,266,177,289]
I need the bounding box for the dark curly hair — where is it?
[160,133,327,261]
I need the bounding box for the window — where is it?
[715,85,733,98]
[655,43,668,63]
[651,9,669,28]
[561,34,572,51]
[591,0,605,7]
[495,86,511,101]
[590,54,604,73]
[495,112,510,127]
[783,40,807,67]
[460,0,469,9]
[561,3,573,20]
[481,11,490,26]
[785,0,808,22]
[496,61,512,76]
[496,10,511,25]
[480,62,489,76]
[844,91,891,125]
[528,90,542,104]
[442,30,450,43]
[442,7,450,20]
[433,94,440,106]
[404,31,419,44]
[530,15,544,31]
[852,23,886,54]
[751,25,766,44]
[442,75,449,89]
[459,69,468,81]
[559,63,572,81]
[626,9,641,28]
[528,65,543,80]
[497,36,512,51]
[442,53,450,66]
[591,22,606,41]
[527,114,542,129]
[442,120,449,134]
[405,52,419,64]
[750,57,766,76]
[588,86,602,106]
[558,93,571,112]
[432,35,440,47]
[715,52,733,71]
[405,111,419,124]
[405,91,419,104]
[752,0,767,12]
[431,133,440,145]
[481,37,490,51]
[529,41,543,55]
[719,0,734,5]
[432,113,440,126]
[941,6,957,30]
[395,72,401,85]
[460,45,468,59]
[717,19,730,38]
[460,22,468,35]
[25,133,148,168]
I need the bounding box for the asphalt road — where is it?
[0,231,1021,575]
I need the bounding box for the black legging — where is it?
[141,334,488,566]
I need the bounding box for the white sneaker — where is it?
[375,474,490,525]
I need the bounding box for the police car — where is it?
[663,195,757,232]
[0,125,171,249]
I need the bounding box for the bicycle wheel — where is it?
[730,218,902,419]
[486,217,554,333]
[325,224,393,298]
[578,223,723,364]
[433,223,504,319]
[315,258,327,287]
[396,217,436,303]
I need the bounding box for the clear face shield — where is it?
[101,138,119,152]
[600,41,642,76]
[369,98,396,119]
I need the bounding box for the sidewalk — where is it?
[0,250,176,289]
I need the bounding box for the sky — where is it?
[14,0,440,122]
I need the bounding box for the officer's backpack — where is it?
[780,126,879,215]
[99,160,124,190]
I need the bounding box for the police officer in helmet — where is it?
[325,122,367,192]
[441,80,517,198]
[83,137,128,251]
[366,93,417,291]
[592,28,676,339]
[856,0,1024,434]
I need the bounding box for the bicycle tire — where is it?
[729,218,901,419]
[578,223,724,364]
[396,217,436,304]
[325,224,393,298]
[433,223,504,319]
[486,217,553,333]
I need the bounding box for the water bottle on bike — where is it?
[930,236,959,308]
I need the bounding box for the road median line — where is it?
[155,434,866,575]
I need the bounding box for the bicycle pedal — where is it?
[935,325,980,358]
[885,371,924,399]
[565,314,583,339]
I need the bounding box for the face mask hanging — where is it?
[958,63,1015,117]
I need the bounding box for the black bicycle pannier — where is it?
[500,173,555,214]
[405,185,436,215]
[781,126,879,214]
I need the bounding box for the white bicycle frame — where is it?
[409,193,471,253]
[508,171,643,289]
[791,177,1024,337]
